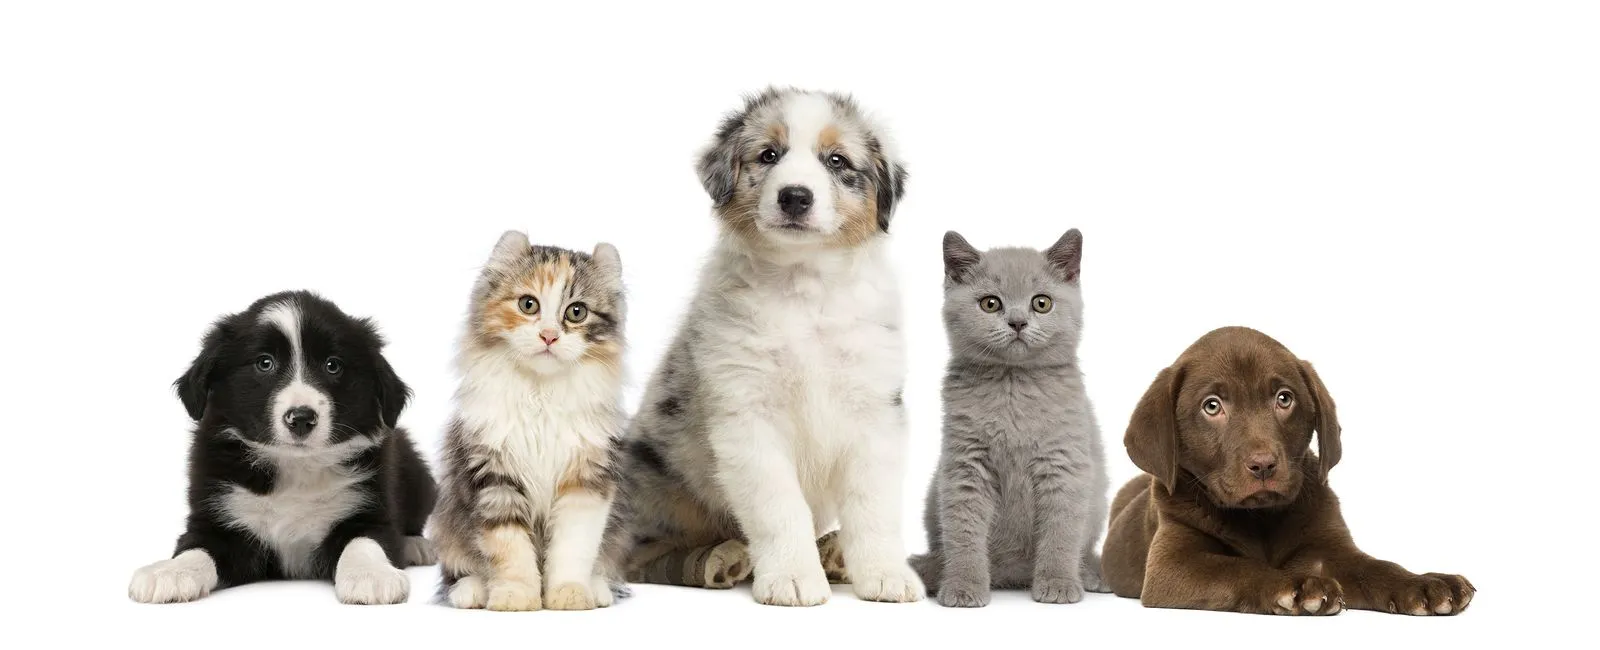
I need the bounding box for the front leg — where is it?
[322,518,409,606]
[542,482,616,610]
[129,521,268,604]
[708,411,829,607]
[1028,447,1091,604]
[834,411,924,603]
[1144,523,1343,615]
[935,450,999,608]
[1290,547,1474,616]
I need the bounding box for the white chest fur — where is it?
[218,459,372,578]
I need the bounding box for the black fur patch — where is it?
[629,438,671,476]
[657,396,684,417]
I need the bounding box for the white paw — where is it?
[402,536,436,566]
[128,549,218,604]
[334,538,409,605]
[752,565,830,607]
[447,575,487,609]
[545,581,597,611]
[850,563,925,603]
[591,575,615,608]
[486,578,542,611]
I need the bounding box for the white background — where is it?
[2,1,1595,646]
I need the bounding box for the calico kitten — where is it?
[910,229,1111,607]
[430,231,630,611]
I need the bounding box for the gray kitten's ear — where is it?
[488,230,530,266]
[943,231,981,282]
[1046,228,1083,283]
[591,242,622,277]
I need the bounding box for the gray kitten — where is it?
[910,229,1111,607]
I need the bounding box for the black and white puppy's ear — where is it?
[1046,228,1084,284]
[487,230,530,267]
[697,110,746,208]
[943,231,982,283]
[373,352,411,430]
[174,316,235,421]
[872,145,908,232]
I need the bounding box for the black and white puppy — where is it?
[129,291,437,604]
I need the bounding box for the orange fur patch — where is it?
[817,124,840,150]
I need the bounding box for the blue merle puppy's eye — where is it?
[759,148,779,164]
[827,153,849,170]
[255,355,275,373]
[325,357,343,375]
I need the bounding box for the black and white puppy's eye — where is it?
[1202,396,1223,417]
[979,296,1003,313]
[324,357,343,376]
[254,354,275,373]
[565,302,589,323]
[518,295,539,315]
[759,148,780,164]
[1032,295,1054,313]
[1276,389,1294,409]
[827,153,850,170]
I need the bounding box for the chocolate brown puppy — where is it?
[1102,326,1474,616]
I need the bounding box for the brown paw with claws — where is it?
[1381,573,1474,616]
[1265,575,1344,616]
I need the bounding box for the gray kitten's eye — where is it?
[565,302,589,323]
[1202,396,1223,417]
[1276,389,1294,409]
[760,148,779,164]
[518,296,539,315]
[1032,295,1053,313]
[979,296,1003,313]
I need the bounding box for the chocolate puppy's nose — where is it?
[284,407,317,440]
[777,186,813,217]
[1247,453,1279,480]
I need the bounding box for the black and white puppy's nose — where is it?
[777,185,813,218]
[284,406,318,440]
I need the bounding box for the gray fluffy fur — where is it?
[910,229,1111,607]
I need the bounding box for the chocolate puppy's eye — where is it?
[827,153,849,170]
[979,296,1003,313]
[518,295,539,315]
[1032,295,1053,313]
[760,148,780,164]
[1276,389,1294,409]
[565,302,589,323]
[1202,396,1223,417]
[255,355,275,373]
[325,357,343,375]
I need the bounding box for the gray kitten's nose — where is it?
[1008,320,1028,332]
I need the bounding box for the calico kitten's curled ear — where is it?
[943,231,982,283]
[174,317,234,421]
[1126,365,1182,488]
[591,242,622,278]
[697,111,745,208]
[488,230,531,267]
[1046,228,1083,283]
[1297,360,1342,484]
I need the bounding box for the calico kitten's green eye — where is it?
[1032,295,1053,313]
[565,302,589,323]
[518,295,539,315]
[979,296,1003,313]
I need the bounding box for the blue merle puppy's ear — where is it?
[873,150,908,232]
[174,315,235,421]
[697,111,745,208]
[1046,228,1083,284]
[943,231,982,283]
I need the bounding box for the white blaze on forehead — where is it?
[259,300,333,446]
[762,92,841,231]
[779,92,837,154]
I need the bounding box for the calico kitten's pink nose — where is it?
[539,329,560,346]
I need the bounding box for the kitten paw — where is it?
[447,575,487,609]
[486,578,542,611]
[334,540,409,605]
[1031,576,1085,604]
[1080,557,1112,593]
[128,550,218,604]
[850,563,925,603]
[752,567,830,607]
[703,539,753,588]
[402,536,436,567]
[590,575,616,608]
[816,531,848,583]
[545,582,597,611]
[937,579,991,608]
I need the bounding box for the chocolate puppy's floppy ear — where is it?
[1298,360,1341,483]
[1126,365,1182,488]
[174,317,234,421]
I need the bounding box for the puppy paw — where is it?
[703,539,753,588]
[590,575,616,608]
[850,563,925,603]
[128,550,218,604]
[752,566,831,607]
[545,582,597,611]
[447,575,487,609]
[402,536,436,567]
[334,561,409,605]
[1266,575,1344,616]
[1381,573,1475,616]
[1032,575,1086,604]
[937,577,991,608]
[1080,557,1112,594]
[486,578,542,611]
[816,532,849,583]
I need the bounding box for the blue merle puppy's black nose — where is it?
[777,185,813,218]
[284,406,317,439]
